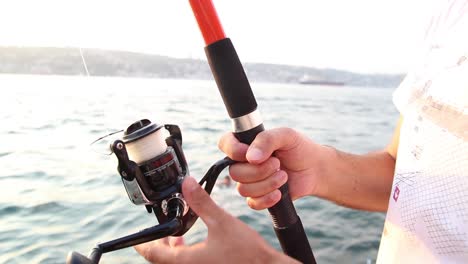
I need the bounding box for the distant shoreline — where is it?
[0,46,404,88]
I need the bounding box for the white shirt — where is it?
[377,1,468,263]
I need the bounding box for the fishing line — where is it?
[79,47,90,77]
[90,130,124,146]
[90,130,124,155]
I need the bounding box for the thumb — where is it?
[182,177,228,229]
[246,128,300,164]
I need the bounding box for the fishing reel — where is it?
[67,119,235,264]
[112,120,194,232]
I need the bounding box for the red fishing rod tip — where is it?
[189,0,226,45]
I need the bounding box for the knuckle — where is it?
[256,131,274,148]
[280,127,296,135]
[265,157,280,174]
[232,144,247,161]
[254,166,268,181]
[229,163,251,182]
[228,164,241,180]
[270,177,280,190]
[278,127,296,138]
[272,170,287,187]
[219,135,248,161]
[267,190,281,205]
[280,127,300,148]
[217,134,236,157]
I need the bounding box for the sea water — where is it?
[0,74,398,264]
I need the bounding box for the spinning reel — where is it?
[66,119,235,264]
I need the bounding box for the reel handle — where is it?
[65,201,184,264]
[66,156,235,264]
[66,246,102,264]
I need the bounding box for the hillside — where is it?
[0,47,404,87]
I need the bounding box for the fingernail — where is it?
[269,190,281,203]
[274,171,287,183]
[247,147,263,161]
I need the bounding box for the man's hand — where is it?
[135,177,298,264]
[218,128,331,210]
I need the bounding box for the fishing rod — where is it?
[189,1,316,263]
[67,1,316,263]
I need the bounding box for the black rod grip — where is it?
[205,37,316,264]
[205,38,257,118]
[235,128,315,264]
[275,218,316,264]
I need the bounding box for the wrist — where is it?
[311,144,340,199]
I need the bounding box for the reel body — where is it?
[67,119,235,264]
[112,120,195,236]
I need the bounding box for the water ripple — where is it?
[0,77,397,264]
[0,205,23,214]
[29,202,68,214]
[0,170,48,180]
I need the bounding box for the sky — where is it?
[0,0,437,73]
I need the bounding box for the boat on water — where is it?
[298,75,345,86]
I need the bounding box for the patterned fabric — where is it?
[377,1,468,263]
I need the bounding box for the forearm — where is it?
[317,146,396,212]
